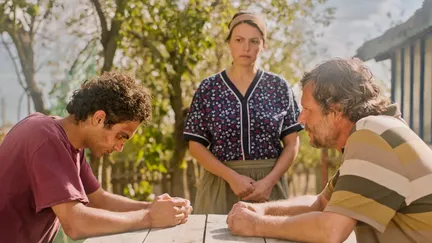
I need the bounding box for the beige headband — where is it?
[228,13,267,40]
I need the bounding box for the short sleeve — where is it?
[280,85,303,138]
[79,151,100,195]
[322,170,339,201]
[324,129,409,233]
[29,139,92,212]
[184,80,212,147]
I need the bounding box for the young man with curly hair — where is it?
[227,58,432,243]
[0,71,192,243]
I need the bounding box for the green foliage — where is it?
[0,0,60,32]
[123,180,152,201]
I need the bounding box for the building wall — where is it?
[425,38,432,143]
[391,36,432,143]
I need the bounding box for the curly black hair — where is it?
[66,71,152,127]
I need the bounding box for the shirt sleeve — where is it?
[79,150,100,195]
[322,170,339,201]
[184,80,212,147]
[280,84,304,138]
[324,129,409,233]
[29,139,93,212]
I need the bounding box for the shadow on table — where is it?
[210,228,263,242]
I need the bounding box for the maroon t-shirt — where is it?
[0,113,100,243]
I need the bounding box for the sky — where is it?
[0,0,424,125]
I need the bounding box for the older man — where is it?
[227,58,432,243]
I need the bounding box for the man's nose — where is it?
[114,143,124,152]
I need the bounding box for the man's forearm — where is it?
[256,212,333,243]
[89,190,151,212]
[63,204,150,240]
[264,195,320,216]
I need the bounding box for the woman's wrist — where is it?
[223,169,240,184]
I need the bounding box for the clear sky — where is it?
[0,0,424,124]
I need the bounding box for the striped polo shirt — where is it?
[323,106,432,243]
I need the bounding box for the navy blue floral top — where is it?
[184,70,303,162]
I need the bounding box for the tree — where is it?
[89,0,127,73]
[120,0,216,198]
[0,0,62,114]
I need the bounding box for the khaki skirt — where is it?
[193,159,289,214]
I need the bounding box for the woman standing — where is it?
[184,12,303,214]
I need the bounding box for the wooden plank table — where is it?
[84,214,357,243]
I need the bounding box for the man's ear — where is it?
[91,110,107,126]
[329,104,343,121]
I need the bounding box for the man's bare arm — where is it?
[87,187,151,212]
[52,197,187,240]
[263,192,328,216]
[257,211,356,243]
[52,201,150,240]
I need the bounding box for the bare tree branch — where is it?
[210,0,221,8]
[68,37,98,74]
[89,0,108,44]
[0,34,27,91]
[23,13,32,31]
[34,31,56,42]
[33,0,56,37]
[111,0,125,37]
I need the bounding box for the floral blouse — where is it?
[184,69,303,162]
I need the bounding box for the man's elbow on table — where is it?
[320,211,357,243]
[62,225,85,241]
[52,201,115,241]
[51,201,91,240]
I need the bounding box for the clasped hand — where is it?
[228,174,274,202]
[226,201,264,236]
[148,193,193,228]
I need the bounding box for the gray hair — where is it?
[300,58,391,123]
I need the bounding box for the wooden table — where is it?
[84,214,357,243]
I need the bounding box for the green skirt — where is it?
[193,159,289,214]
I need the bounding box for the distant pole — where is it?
[0,96,5,126]
[27,92,31,115]
[321,149,328,189]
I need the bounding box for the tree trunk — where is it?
[187,159,197,204]
[104,156,113,193]
[314,166,323,194]
[90,153,103,184]
[168,74,188,198]
[101,38,118,73]
[98,0,125,73]
[169,134,188,198]
[303,169,310,195]
[7,26,47,114]
[161,173,169,194]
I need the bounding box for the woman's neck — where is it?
[227,63,257,83]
